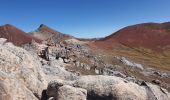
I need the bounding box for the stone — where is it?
[73,75,170,100]
[0,38,7,45]
[46,80,64,97]
[57,85,87,100]
[145,83,170,100]
[119,57,144,70]
[0,40,47,99]
[47,81,87,100]
[152,79,161,85]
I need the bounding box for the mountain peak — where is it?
[39,24,48,29]
[4,24,13,27]
[38,24,61,35]
[30,24,63,40]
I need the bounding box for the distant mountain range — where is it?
[0,22,170,50]
[0,22,170,96]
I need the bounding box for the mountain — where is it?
[96,22,170,51]
[30,24,73,43]
[0,22,170,99]
[0,24,41,46]
[30,24,63,40]
[91,22,170,73]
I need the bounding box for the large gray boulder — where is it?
[42,59,78,82]
[47,81,87,100]
[0,74,38,100]
[0,38,47,100]
[73,75,170,100]
[57,85,87,100]
[143,82,170,100]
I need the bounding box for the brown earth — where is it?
[91,22,170,71]
[87,23,170,91]
[96,22,170,51]
[0,24,41,46]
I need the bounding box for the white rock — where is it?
[0,40,47,99]
[73,75,170,100]
[57,85,87,100]
[120,57,144,70]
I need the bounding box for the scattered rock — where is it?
[115,56,144,70]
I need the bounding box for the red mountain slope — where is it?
[0,24,41,46]
[95,22,170,50]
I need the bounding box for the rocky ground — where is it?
[0,37,170,100]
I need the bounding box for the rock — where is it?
[122,57,143,70]
[111,82,147,100]
[42,62,78,81]
[0,74,38,100]
[95,68,100,74]
[57,85,87,100]
[102,68,126,78]
[0,39,47,99]
[73,75,170,100]
[0,38,7,45]
[46,80,64,97]
[152,79,161,85]
[41,47,49,61]
[144,82,170,100]
[47,81,87,100]
[153,71,162,76]
[119,57,144,70]
[73,75,146,100]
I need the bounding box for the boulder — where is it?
[0,39,47,99]
[42,60,78,81]
[47,81,87,100]
[0,74,38,100]
[73,75,170,100]
[57,85,87,100]
[46,80,64,97]
[144,82,170,100]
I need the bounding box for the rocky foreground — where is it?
[0,38,170,100]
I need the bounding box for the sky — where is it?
[0,0,170,38]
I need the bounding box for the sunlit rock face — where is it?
[0,38,46,100]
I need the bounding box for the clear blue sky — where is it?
[0,0,170,38]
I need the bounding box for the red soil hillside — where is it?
[0,24,41,46]
[95,22,170,50]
